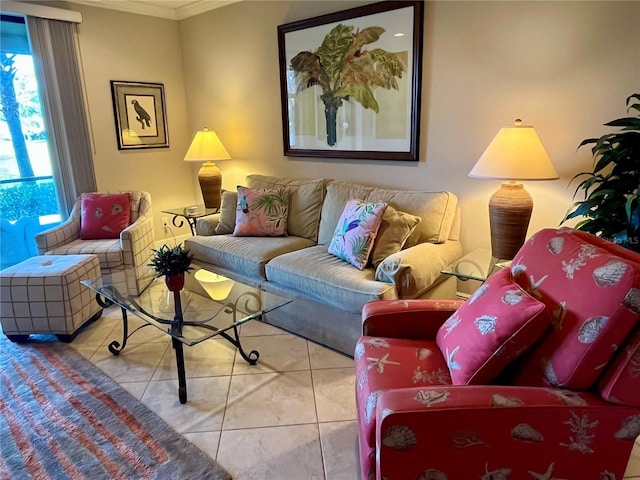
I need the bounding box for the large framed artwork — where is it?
[277,1,424,161]
[110,81,169,150]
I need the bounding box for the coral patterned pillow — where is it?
[436,267,550,385]
[328,199,387,270]
[233,186,289,237]
[80,192,131,240]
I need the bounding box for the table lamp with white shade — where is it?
[184,128,231,209]
[469,119,559,260]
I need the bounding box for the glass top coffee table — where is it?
[81,268,291,404]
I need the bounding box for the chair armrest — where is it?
[375,241,462,298]
[362,299,462,339]
[195,214,222,236]
[121,215,154,268]
[121,215,155,295]
[35,209,81,254]
[375,385,639,479]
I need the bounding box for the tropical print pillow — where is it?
[328,199,387,270]
[233,186,289,237]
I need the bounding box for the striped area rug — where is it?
[0,337,231,480]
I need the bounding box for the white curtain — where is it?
[27,16,96,217]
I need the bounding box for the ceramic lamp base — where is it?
[198,162,222,209]
[488,181,533,260]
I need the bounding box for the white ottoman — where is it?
[0,254,102,342]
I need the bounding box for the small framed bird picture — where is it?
[110,81,169,150]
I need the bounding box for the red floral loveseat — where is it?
[355,228,640,479]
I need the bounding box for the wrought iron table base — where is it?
[94,292,260,404]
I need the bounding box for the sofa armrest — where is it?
[195,214,222,236]
[375,241,462,298]
[362,299,462,339]
[35,205,81,254]
[374,385,639,479]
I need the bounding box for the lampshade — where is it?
[469,120,558,260]
[469,121,558,180]
[184,128,230,209]
[184,128,231,162]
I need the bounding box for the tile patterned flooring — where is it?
[63,306,639,479]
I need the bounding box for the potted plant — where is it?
[562,93,639,252]
[148,243,194,291]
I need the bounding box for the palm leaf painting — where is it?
[290,23,406,146]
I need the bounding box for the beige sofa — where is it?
[185,175,462,356]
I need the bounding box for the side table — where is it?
[161,205,219,235]
[441,247,511,282]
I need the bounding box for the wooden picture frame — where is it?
[110,80,169,150]
[277,1,424,161]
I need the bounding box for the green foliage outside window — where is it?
[0,180,58,221]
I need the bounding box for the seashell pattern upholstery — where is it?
[354,228,640,480]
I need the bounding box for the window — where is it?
[0,14,61,269]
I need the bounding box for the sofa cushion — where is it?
[510,228,640,389]
[246,174,325,242]
[185,235,315,280]
[233,186,289,237]
[318,181,374,245]
[80,192,131,240]
[354,336,451,448]
[328,199,387,270]
[436,268,549,385]
[265,245,397,313]
[367,188,458,246]
[370,206,421,268]
[214,190,238,234]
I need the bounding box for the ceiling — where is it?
[63,0,241,20]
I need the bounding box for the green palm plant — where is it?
[290,24,406,146]
[562,93,640,252]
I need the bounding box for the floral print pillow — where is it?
[80,192,131,239]
[328,199,387,270]
[233,186,289,237]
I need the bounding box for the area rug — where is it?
[0,337,231,480]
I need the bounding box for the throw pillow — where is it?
[328,199,387,270]
[233,186,289,237]
[214,190,238,234]
[80,192,131,240]
[436,267,550,385]
[369,206,421,268]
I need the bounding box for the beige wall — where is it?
[65,3,198,239]
[178,0,640,253]
[46,1,639,249]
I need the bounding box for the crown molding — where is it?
[175,1,240,20]
[62,0,241,20]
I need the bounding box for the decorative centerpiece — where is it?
[148,243,194,291]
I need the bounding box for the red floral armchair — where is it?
[355,228,640,479]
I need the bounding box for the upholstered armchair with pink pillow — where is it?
[35,191,154,294]
[355,227,640,479]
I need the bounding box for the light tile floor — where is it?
[63,306,640,479]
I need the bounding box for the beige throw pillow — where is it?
[369,206,421,268]
[214,190,238,234]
